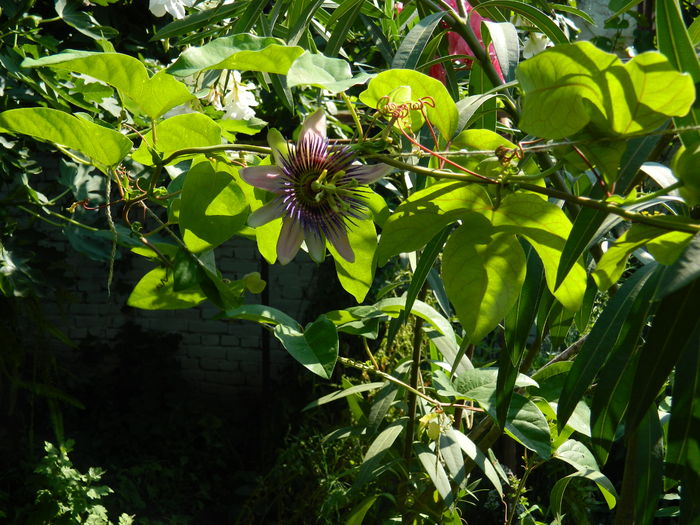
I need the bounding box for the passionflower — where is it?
[240,110,392,265]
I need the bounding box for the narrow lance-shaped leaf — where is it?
[625,276,700,432]
[557,263,657,430]
[414,442,454,506]
[500,242,545,426]
[392,11,446,70]
[589,265,660,464]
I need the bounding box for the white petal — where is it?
[327,226,354,263]
[248,199,284,227]
[149,0,167,16]
[305,231,326,263]
[299,109,326,142]
[351,163,393,184]
[240,165,284,192]
[277,218,305,265]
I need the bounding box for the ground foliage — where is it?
[1,0,700,523]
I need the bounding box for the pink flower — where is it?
[430,0,504,83]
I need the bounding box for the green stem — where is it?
[626,180,684,205]
[160,143,272,165]
[18,205,99,231]
[506,454,541,525]
[341,91,364,140]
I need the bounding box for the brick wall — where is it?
[39,231,327,400]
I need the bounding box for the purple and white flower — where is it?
[240,110,392,265]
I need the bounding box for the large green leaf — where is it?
[656,0,700,149]
[273,315,339,379]
[376,183,492,265]
[286,53,373,94]
[442,220,526,343]
[557,263,658,430]
[359,69,459,140]
[179,159,248,253]
[0,108,132,167]
[656,234,700,299]
[491,192,586,312]
[132,113,222,166]
[329,217,377,303]
[127,267,206,310]
[554,440,601,472]
[517,42,694,140]
[22,51,193,119]
[626,277,700,433]
[167,34,305,77]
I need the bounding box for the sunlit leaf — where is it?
[127,267,206,310]
[273,315,339,379]
[287,53,373,93]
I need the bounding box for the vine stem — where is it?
[371,154,700,234]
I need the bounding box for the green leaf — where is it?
[329,218,377,302]
[626,277,700,433]
[132,113,222,166]
[55,0,119,40]
[473,0,569,44]
[500,242,546,426]
[491,192,586,312]
[303,382,386,411]
[494,393,552,459]
[550,469,617,520]
[442,221,526,343]
[656,0,700,149]
[375,297,456,342]
[127,267,206,310]
[287,53,373,94]
[555,440,601,472]
[656,234,700,299]
[391,11,446,70]
[666,320,700,483]
[219,304,300,329]
[376,182,492,265]
[592,223,694,290]
[555,185,608,290]
[517,42,694,140]
[325,0,365,57]
[0,108,132,167]
[151,2,242,40]
[22,51,194,119]
[616,408,664,525]
[345,495,378,525]
[414,442,454,506]
[273,315,339,379]
[483,21,520,83]
[359,69,459,140]
[167,33,305,77]
[589,265,658,464]
[446,428,503,497]
[354,418,407,490]
[387,225,452,349]
[179,159,249,253]
[557,263,658,430]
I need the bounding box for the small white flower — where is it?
[220,71,258,121]
[522,32,551,59]
[149,0,196,19]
